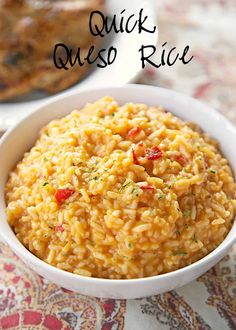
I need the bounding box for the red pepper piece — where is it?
[55,225,65,232]
[137,141,144,147]
[145,146,163,160]
[127,126,141,139]
[132,148,140,165]
[140,185,155,190]
[176,154,188,166]
[55,189,74,204]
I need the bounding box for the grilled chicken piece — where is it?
[0,0,105,101]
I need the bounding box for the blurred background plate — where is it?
[0,0,157,132]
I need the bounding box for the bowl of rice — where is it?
[0,85,236,299]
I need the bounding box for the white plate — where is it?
[0,0,157,131]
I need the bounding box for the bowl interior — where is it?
[2,85,236,179]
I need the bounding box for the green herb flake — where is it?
[43,157,48,162]
[111,112,115,117]
[158,192,164,200]
[81,167,96,173]
[175,230,181,236]
[128,242,132,249]
[193,233,198,243]
[42,182,49,187]
[120,181,133,192]
[173,250,187,256]
[131,186,140,197]
[89,175,101,182]
[73,161,83,166]
[209,169,217,174]
[183,208,191,218]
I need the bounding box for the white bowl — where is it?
[0,85,235,299]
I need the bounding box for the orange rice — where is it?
[5,97,236,279]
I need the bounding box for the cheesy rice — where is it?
[5,97,236,279]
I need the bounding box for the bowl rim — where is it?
[1,84,236,284]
